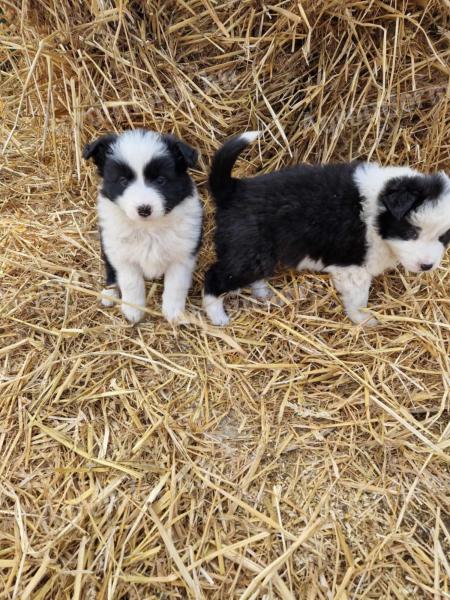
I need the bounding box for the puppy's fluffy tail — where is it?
[209,131,259,206]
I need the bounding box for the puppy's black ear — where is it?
[163,134,198,170]
[380,177,423,221]
[82,134,117,176]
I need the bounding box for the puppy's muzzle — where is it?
[137,205,152,218]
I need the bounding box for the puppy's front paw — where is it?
[121,303,145,324]
[362,316,379,327]
[211,312,230,326]
[101,287,119,307]
[348,310,378,327]
[162,301,186,325]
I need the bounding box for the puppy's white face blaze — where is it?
[377,172,450,273]
[112,132,168,222]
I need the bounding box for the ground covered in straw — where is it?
[1,1,450,598]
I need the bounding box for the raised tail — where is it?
[208,131,259,207]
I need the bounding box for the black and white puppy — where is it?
[83,129,202,324]
[204,132,450,326]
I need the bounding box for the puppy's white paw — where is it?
[251,280,272,300]
[362,316,379,327]
[101,287,119,307]
[348,310,378,327]
[162,301,185,325]
[204,294,230,326]
[121,303,145,324]
[211,312,230,326]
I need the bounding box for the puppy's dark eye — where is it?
[439,228,450,246]
[119,176,129,187]
[156,176,167,186]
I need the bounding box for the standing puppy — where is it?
[204,132,450,325]
[83,129,202,324]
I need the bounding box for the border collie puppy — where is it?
[204,132,450,326]
[83,129,202,324]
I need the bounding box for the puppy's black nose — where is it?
[420,263,433,271]
[137,205,152,218]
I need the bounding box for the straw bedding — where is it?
[1,1,450,598]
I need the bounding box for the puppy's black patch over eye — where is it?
[144,157,173,185]
[377,211,420,241]
[439,228,450,246]
[101,162,135,201]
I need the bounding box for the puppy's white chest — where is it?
[109,223,193,279]
[122,230,171,278]
[99,194,201,279]
[364,231,397,275]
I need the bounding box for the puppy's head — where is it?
[377,173,450,272]
[83,129,198,222]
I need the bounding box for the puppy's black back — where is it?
[213,161,367,279]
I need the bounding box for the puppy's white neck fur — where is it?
[354,163,417,275]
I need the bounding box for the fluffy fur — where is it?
[204,133,450,326]
[83,129,202,324]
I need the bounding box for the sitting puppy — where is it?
[204,132,450,326]
[83,129,202,324]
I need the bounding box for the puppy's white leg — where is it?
[331,268,378,326]
[162,259,195,324]
[117,265,146,324]
[100,286,119,307]
[203,294,229,326]
[251,279,271,300]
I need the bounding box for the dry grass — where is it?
[1,1,450,598]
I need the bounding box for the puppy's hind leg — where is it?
[204,295,229,326]
[204,264,262,325]
[203,263,233,325]
[251,279,272,300]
